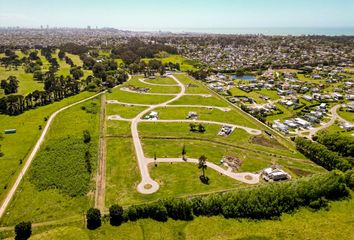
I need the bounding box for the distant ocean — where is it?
[130,27,354,36]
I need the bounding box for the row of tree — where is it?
[295,137,353,172]
[316,133,354,158]
[86,171,350,230]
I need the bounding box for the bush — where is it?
[83,130,91,143]
[317,133,354,158]
[146,203,168,222]
[109,204,124,226]
[15,221,32,240]
[162,198,193,220]
[308,197,329,211]
[345,169,354,190]
[86,208,101,230]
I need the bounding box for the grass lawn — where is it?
[337,109,354,122]
[106,104,147,119]
[105,138,247,207]
[143,77,177,85]
[142,55,199,72]
[141,139,323,176]
[169,95,228,107]
[138,122,252,145]
[126,76,181,94]
[174,74,210,94]
[107,88,174,104]
[66,53,83,67]
[0,66,44,96]
[153,106,259,128]
[2,196,353,239]
[0,98,100,226]
[0,91,96,203]
[106,120,131,136]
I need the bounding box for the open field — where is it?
[0,66,44,96]
[169,95,229,107]
[106,104,148,119]
[174,74,211,94]
[0,91,96,202]
[143,77,177,85]
[141,138,324,175]
[337,109,354,122]
[2,190,353,240]
[126,76,181,93]
[154,106,259,128]
[142,54,199,72]
[107,87,174,104]
[0,98,100,226]
[104,138,247,207]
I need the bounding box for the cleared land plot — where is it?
[126,77,180,94]
[141,139,324,176]
[142,55,199,72]
[0,98,100,226]
[106,104,147,119]
[169,95,229,107]
[153,106,259,129]
[107,88,174,104]
[337,109,354,122]
[143,77,177,85]
[0,91,96,202]
[106,120,131,136]
[174,74,210,94]
[104,138,246,207]
[230,88,280,103]
[138,122,252,145]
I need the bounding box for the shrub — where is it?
[308,197,329,211]
[162,198,193,220]
[15,221,32,240]
[86,208,101,230]
[109,204,124,226]
[83,130,91,143]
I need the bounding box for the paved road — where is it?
[128,75,262,194]
[301,104,343,137]
[0,92,105,219]
[146,158,260,184]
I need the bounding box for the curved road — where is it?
[128,75,262,194]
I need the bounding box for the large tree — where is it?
[15,221,32,240]
[86,208,101,230]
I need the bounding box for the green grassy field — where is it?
[126,76,181,93]
[153,106,259,128]
[142,55,199,72]
[7,188,353,240]
[174,74,211,94]
[107,87,174,104]
[0,98,100,226]
[337,109,354,122]
[106,104,147,119]
[0,66,44,96]
[169,95,229,107]
[143,77,177,85]
[0,91,96,203]
[105,138,247,207]
[230,88,280,104]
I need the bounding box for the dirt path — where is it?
[94,94,107,212]
[0,92,105,220]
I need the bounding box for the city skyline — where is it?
[0,0,354,31]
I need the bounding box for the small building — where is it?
[262,166,290,181]
[4,129,16,134]
[218,125,234,136]
[144,111,158,120]
[186,112,198,119]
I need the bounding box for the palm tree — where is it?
[198,155,207,179]
[182,144,186,161]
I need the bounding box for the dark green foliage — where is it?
[70,67,84,80]
[1,76,19,94]
[317,133,354,158]
[162,198,193,220]
[84,150,92,174]
[345,169,354,190]
[109,204,124,226]
[308,197,329,211]
[126,206,138,221]
[295,137,352,172]
[15,221,32,240]
[83,130,91,143]
[146,203,168,222]
[86,208,101,230]
[29,138,92,197]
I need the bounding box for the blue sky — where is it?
[0,0,353,30]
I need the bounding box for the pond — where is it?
[231,75,257,81]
